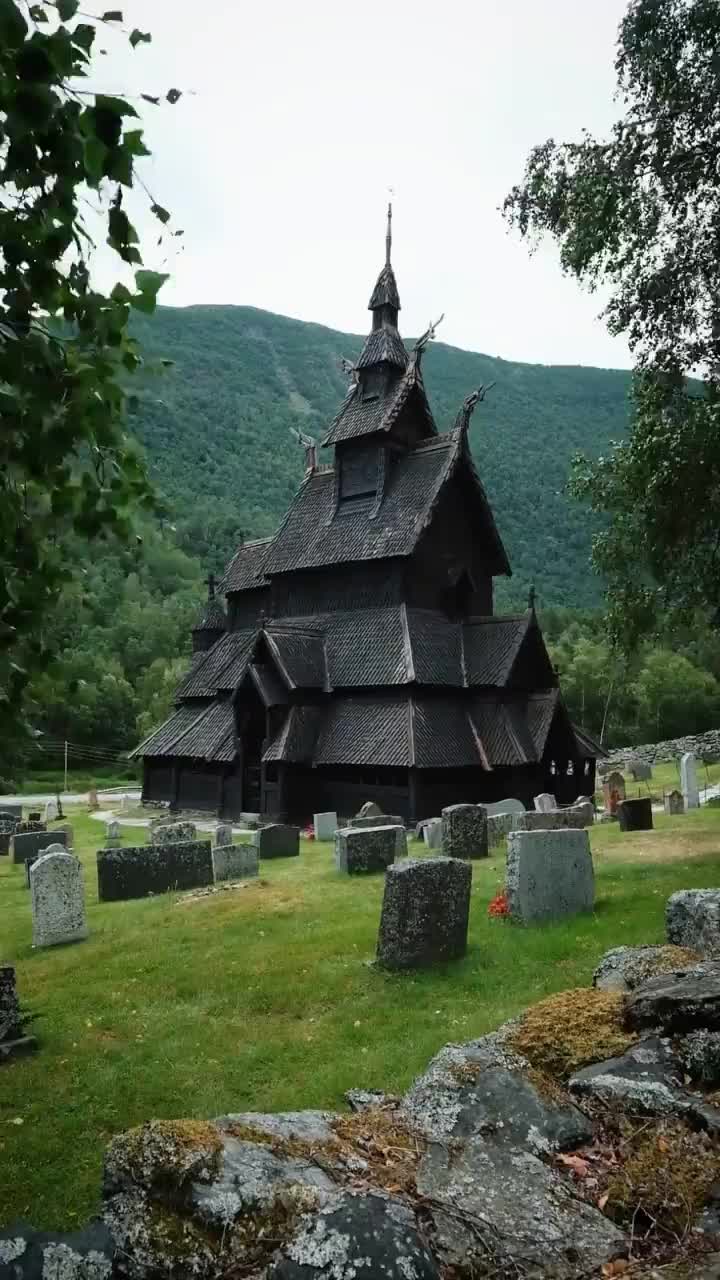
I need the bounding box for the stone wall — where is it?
[604,727,720,768]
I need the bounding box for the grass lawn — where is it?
[595,758,720,807]
[2,808,720,1229]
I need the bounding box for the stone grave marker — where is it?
[97,840,213,902]
[534,793,557,812]
[617,797,653,832]
[506,829,594,924]
[487,812,517,848]
[12,828,67,867]
[105,819,122,849]
[150,821,197,845]
[313,812,338,841]
[25,841,67,887]
[335,826,398,874]
[44,799,58,823]
[350,813,404,830]
[422,819,442,850]
[0,804,22,820]
[357,801,383,818]
[484,798,525,817]
[516,800,594,832]
[212,843,259,883]
[215,823,233,847]
[255,824,300,859]
[629,758,652,782]
[0,966,37,1061]
[376,857,471,970]
[16,819,46,835]
[681,752,700,810]
[441,804,488,859]
[30,851,88,948]
[602,770,626,815]
[666,889,720,955]
[87,788,98,810]
[664,789,684,816]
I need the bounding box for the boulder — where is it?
[0,1222,114,1279]
[667,889,720,956]
[593,944,700,992]
[569,1036,720,1132]
[625,963,720,1034]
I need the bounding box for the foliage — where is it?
[504,0,720,644]
[0,0,176,740]
[3,807,720,1226]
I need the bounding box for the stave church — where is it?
[133,211,599,821]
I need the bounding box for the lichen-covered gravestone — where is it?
[357,800,383,818]
[30,852,88,948]
[666,890,720,955]
[681,752,700,810]
[105,820,121,848]
[215,823,233,847]
[97,841,213,901]
[25,841,67,888]
[12,828,67,867]
[376,857,471,969]
[629,758,652,781]
[335,826,398,874]
[44,799,58,823]
[441,804,488,859]
[534,793,556,812]
[212,843,259,883]
[422,818,442,850]
[313,812,337,841]
[506,829,594,924]
[150,821,197,845]
[255,824,299,859]
[0,966,37,1060]
[664,789,684,816]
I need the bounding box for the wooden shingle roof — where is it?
[321,361,435,447]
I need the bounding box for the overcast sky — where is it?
[102,0,631,369]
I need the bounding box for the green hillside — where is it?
[131,305,632,607]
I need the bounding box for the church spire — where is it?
[358,203,407,371]
[385,200,392,266]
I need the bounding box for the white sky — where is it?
[100,0,632,368]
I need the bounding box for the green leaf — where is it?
[28,5,49,20]
[151,203,170,225]
[71,21,95,50]
[166,88,182,104]
[129,27,151,47]
[141,94,160,106]
[57,0,79,18]
[0,0,28,48]
[110,282,133,303]
[94,94,138,119]
[83,136,107,181]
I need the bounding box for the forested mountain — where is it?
[130,305,633,607]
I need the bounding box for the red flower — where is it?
[488,891,509,918]
[302,825,316,840]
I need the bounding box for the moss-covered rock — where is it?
[104,1119,223,1195]
[507,988,637,1079]
[593,944,700,992]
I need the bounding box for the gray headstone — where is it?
[483,798,526,817]
[150,821,197,845]
[487,812,518,848]
[30,852,88,948]
[0,804,22,820]
[44,799,58,823]
[681,752,700,810]
[12,828,68,866]
[441,804,488,859]
[212,843,259,883]
[629,758,652,781]
[313,812,337,841]
[516,801,594,832]
[376,857,471,970]
[350,814,404,830]
[666,890,720,955]
[335,826,399,874]
[105,819,121,849]
[664,789,685,816]
[422,819,443,850]
[255,824,300,859]
[0,834,9,857]
[215,823,233,848]
[25,841,67,887]
[97,840,213,902]
[534,793,557,813]
[506,829,594,924]
[357,801,383,818]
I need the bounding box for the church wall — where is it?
[415,764,543,818]
[142,761,174,803]
[228,587,270,629]
[270,562,403,618]
[405,478,494,615]
[284,765,410,823]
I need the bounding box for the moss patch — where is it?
[109,1119,223,1190]
[606,1121,720,1236]
[507,989,637,1079]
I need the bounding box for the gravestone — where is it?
[28,810,41,822]
[441,804,488,859]
[534,793,556,813]
[506,829,594,924]
[87,788,98,810]
[313,812,338,841]
[483,798,525,817]
[516,800,594,832]
[0,804,22,820]
[212,843,259,883]
[255,824,299,859]
[0,966,37,1060]
[30,852,88,948]
[376,857,471,970]
[97,840,213,902]
[150,821,197,845]
[681,752,700,810]
[12,828,67,866]
[629,758,652,782]
[602,770,626,815]
[335,826,398,874]
[617,797,653,832]
[350,814,404,830]
[215,823,233,847]
[357,801,383,818]
[487,812,517,848]
[664,789,684,816]
[25,842,67,887]
[422,819,442,850]
[16,819,45,835]
[105,819,122,848]
[44,799,58,823]
[0,834,9,857]
[666,889,720,955]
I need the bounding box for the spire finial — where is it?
[385,201,392,267]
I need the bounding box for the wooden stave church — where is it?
[133,212,600,821]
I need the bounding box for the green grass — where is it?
[3,808,720,1229]
[13,766,140,795]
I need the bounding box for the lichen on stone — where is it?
[41,1242,112,1279]
[0,1238,26,1264]
[106,1118,223,1192]
[507,988,638,1079]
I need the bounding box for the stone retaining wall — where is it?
[604,727,720,768]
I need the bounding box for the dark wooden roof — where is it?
[175,629,256,698]
[263,705,324,763]
[356,327,408,370]
[368,263,400,311]
[321,361,436,447]
[573,722,607,759]
[218,537,272,592]
[134,698,235,763]
[192,597,227,634]
[264,626,329,691]
[463,615,530,686]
